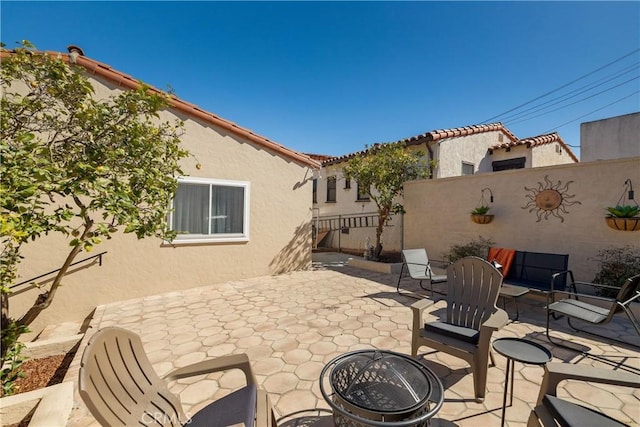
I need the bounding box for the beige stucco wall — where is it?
[531,143,576,167]
[437,130,506,176]
[403,157,640,282]
[9,75,314,336]
[581,112,640,162]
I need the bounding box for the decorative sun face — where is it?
[522,175,582,222]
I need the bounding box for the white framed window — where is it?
[170,177,250,243]
[326,176,337,202]
[462,162,475,175]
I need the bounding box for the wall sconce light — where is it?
[481,187,494,203]
[625,179,634,200]
[191,154,202,170]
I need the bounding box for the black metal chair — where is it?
[396,248,447,295]
[546,273,640,349]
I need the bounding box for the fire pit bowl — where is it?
[319,350,444,427]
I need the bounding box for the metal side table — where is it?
[499,284,529,321]
[492,338,551,427]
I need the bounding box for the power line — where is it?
[497,62,640,123]
[542,90,640,136]
[505,76,639,126]
[480,48,640,123]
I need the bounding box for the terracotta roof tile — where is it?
[304,153,335,162]
[323,122,518,166]
[1,48,320,169]
[490,132,579,162]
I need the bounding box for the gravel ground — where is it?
[11,350,75,395]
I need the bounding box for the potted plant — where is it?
[605,205,640,231]
[471,206,494,224]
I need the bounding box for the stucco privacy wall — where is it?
[10,73,315,336]
[581,112,640,162]
[403,157,640,282]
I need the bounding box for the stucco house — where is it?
[312,123,578,254]
[6,46,320,336]
[489,132,579,170]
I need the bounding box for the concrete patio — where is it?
[63,252,640,426]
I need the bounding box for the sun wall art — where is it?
[522,175,582,222]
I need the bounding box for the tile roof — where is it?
[304,153,335,162]
[490,132,579,162]
[0,47,320,169]
[322,122,518,165]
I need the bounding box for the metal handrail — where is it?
[312,212,391,231]
[10,251,107,289]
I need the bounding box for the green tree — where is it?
[342,142,431,259]
[0,42,188,371]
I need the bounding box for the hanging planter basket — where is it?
[605,217,640,231]
[471,214,494,224]
[605,180,639,231]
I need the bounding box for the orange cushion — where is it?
[488,247,516,278]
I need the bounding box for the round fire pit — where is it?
[319,350,444,427]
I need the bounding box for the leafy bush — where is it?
[592,246,640,297]
[445,235,495,263]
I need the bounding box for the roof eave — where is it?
[0,49,320,169]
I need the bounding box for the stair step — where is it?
[35,322,81,341]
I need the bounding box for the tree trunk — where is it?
[374,210,387,261]
[1,292,9,359]
[16,223,91,328]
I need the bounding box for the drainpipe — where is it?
[425,141,435,179]
[312,208,320,249]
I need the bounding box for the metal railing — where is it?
[312,212,382,232]
[10,251,107,289]
[312,212,395,251]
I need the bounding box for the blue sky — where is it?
[2,1,639,159]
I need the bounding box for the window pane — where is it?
[211,185,244,234]
[357,183,370,200]
[327,176,337,202]
[312,179,318,204]
[172,182,209,234]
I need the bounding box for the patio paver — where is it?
[63,253,640,426]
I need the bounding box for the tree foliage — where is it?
[592,246,640,297]
[0,41,189,371]
[445,235,495,263]
[342,142,431,258]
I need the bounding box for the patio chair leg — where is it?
[547,312,640,351]
[620,305,640,336]
[417,280,434,297]
[566,318,640,349]
[396,265,405,293]
[545,311,585,352]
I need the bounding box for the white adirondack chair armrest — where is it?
[411,298,437,331]
[537,363,640,404]
[482,308,509,332]
[163,353,257,385]
[411,298,436,313]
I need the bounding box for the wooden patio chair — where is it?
[397,248,448,295]
[410,256,509,402]
[527,362,640,427]
[546,273,640,349]
[79,326,276,427]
